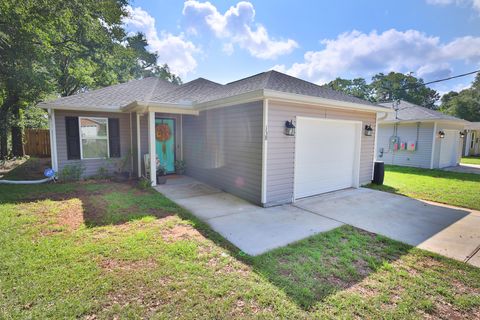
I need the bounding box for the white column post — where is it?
[136,113,142,177]
[48,108,58,172]
[148,111,157,186]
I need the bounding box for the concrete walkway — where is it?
[155,176,342,255]
[443,163,480,174]
[155,176,480,267]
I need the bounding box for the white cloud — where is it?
[123,6,199,77]
[182,1,298,59]
[426,0,480,13]
[275,29,480,84]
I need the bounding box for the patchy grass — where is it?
[0,157,50,180]
[0,181,479,318]
[368,165,480,210]
[462,156,480,165]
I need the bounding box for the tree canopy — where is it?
[440,74,480,122]
[0,0,181,159]
[325,72,440,109]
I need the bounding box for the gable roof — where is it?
[379,100,467,123]
[39,77,179,111]
[39,70,389,113]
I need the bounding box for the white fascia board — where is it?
[380,119,468,126]
[263,89,393,114]
[38,103,123,113]
[123,101,198,115]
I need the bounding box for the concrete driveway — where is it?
[156,176,480,267]
[295,188,480,267]
[155,176,342,255]
[443,163,480,174]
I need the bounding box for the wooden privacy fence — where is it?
[24,129,51,157]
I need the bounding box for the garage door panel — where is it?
[295,118,360,199]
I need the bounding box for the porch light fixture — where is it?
[284,120,296,136]
[438,130,445,139]
[460,131,465,138]
[364,124,373,136]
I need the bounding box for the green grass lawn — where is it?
[462,156,480,165]
[368,165,480,210]
[0,181,479,318]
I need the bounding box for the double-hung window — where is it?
[79,117,109,159]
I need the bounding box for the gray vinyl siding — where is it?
[432,122,465,168]
[265,101,377,206]
[376,122,434,168]
[182,101,263,205]
[137,113,182,176]
[55,110,132,177]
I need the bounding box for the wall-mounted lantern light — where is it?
[364,124,373,136]
[460,131,465,138]
[438,130,445,139]
[284,120,296,136]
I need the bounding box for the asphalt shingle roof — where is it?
[379,100,465,122]
[41,70,384,110]
[40,77,179,110]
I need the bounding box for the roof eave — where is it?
[37,102,123,113]
[123,100,199,115]
[263,89,393,113]
[380,118,469,125]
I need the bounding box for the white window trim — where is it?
[78,116,110,160]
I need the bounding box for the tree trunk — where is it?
[0,112,8,159]
[0,94,17,159]
[11,105,25,157]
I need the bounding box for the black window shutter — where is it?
[65,117,80,160]
[108,118,120,158]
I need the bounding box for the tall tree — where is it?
[325,77,373,101]
[370,72,440,108]
[0,0,129,158]
[440,73,480,121]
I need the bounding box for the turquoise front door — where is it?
[155,118,175,173]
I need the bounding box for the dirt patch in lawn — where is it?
[160,221,204,243]
[99,258,158,273]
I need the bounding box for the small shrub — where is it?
[59,163,85,182]
[174,160,186,174]
[94,166,110,180]
[137,177,151,190]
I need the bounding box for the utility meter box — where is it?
[390,136,399,151]
[407,141,417,151]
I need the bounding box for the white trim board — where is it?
[261,99,268,205]
[48,108,58,172]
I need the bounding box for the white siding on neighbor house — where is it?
[265,101,377,207]
[432,122,465,168]
[182,101,263,205]
[376,122,434,168]
[55,110,132,177]
[137,113,182,176]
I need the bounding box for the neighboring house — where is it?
[39,70,391,207]
[463,122,480,157]
[376,100,468,169]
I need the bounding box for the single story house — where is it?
[39,70,391,207]
[463,122,480,157]
[376,100,468,169]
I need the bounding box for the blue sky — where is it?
[124,0,480,94]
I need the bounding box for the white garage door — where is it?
[439,130,460,168]
[294,117,361,199]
